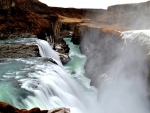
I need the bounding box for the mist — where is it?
[97,41,150,113]
[80,27,150,113]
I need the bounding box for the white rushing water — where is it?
[0,38,97,113]
[0,34,150,113]
[36,39,62,65]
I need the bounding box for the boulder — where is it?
[48,107,70,113]
[43,58,58,65]
[58,53,71,65]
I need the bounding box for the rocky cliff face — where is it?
[79,26,150,95]
[79,26,123,86]
[0,0,104,40]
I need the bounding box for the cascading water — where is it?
[36,39,62,65]
[0,32,150,113]
[0,38,97,113]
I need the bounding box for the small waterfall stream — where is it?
[36,39,60,61]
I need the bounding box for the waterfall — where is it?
[36,39,63,67]
[0,33,150,113]
[19,60,90,113]
[19,39,92,113]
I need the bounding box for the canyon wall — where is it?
[79,26,123,86]
[0,0,150,111]
[78,26,150,103]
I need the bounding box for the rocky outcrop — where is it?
[0,101,70,113]
[0,42,70,64]
[0,44,40,58]
[48,107,70,113]
[0,101,48,113]
[0,0,104,40]
[71,26,81,45]
[79,26,123,87]
[54,38,70,64]
[79,26,150,90]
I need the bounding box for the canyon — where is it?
[0,0,150,112]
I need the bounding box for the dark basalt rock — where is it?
[71,34,80,45]
[71,71,76,74]
[55,38,70,54]
[43,58,58,65]
[0,44,40,58]
[59,53,71,65]
[0,59,6,63]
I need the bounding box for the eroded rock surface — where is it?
[0,44,40,58]
[0,101,48,113]
[0,101,70,113]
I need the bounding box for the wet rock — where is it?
[48,107,70,113]
[71,34,80,45]
[0,59,6,63]
[44,58,58,65]
[71,26,81,45]
[0,101,48,113]
[45,37,71,64]
[29,108,41,113]
[55,38,70,54]
[58,53,71,65]
[71,71,76,74]
[0,101,70,113]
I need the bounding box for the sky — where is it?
[39,0,148,9]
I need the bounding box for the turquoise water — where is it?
[1,34,150,113]
[0,38,97,112]
[64,38,96,93]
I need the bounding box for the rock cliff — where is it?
[0,0,104,40]
[79,26,123,86]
